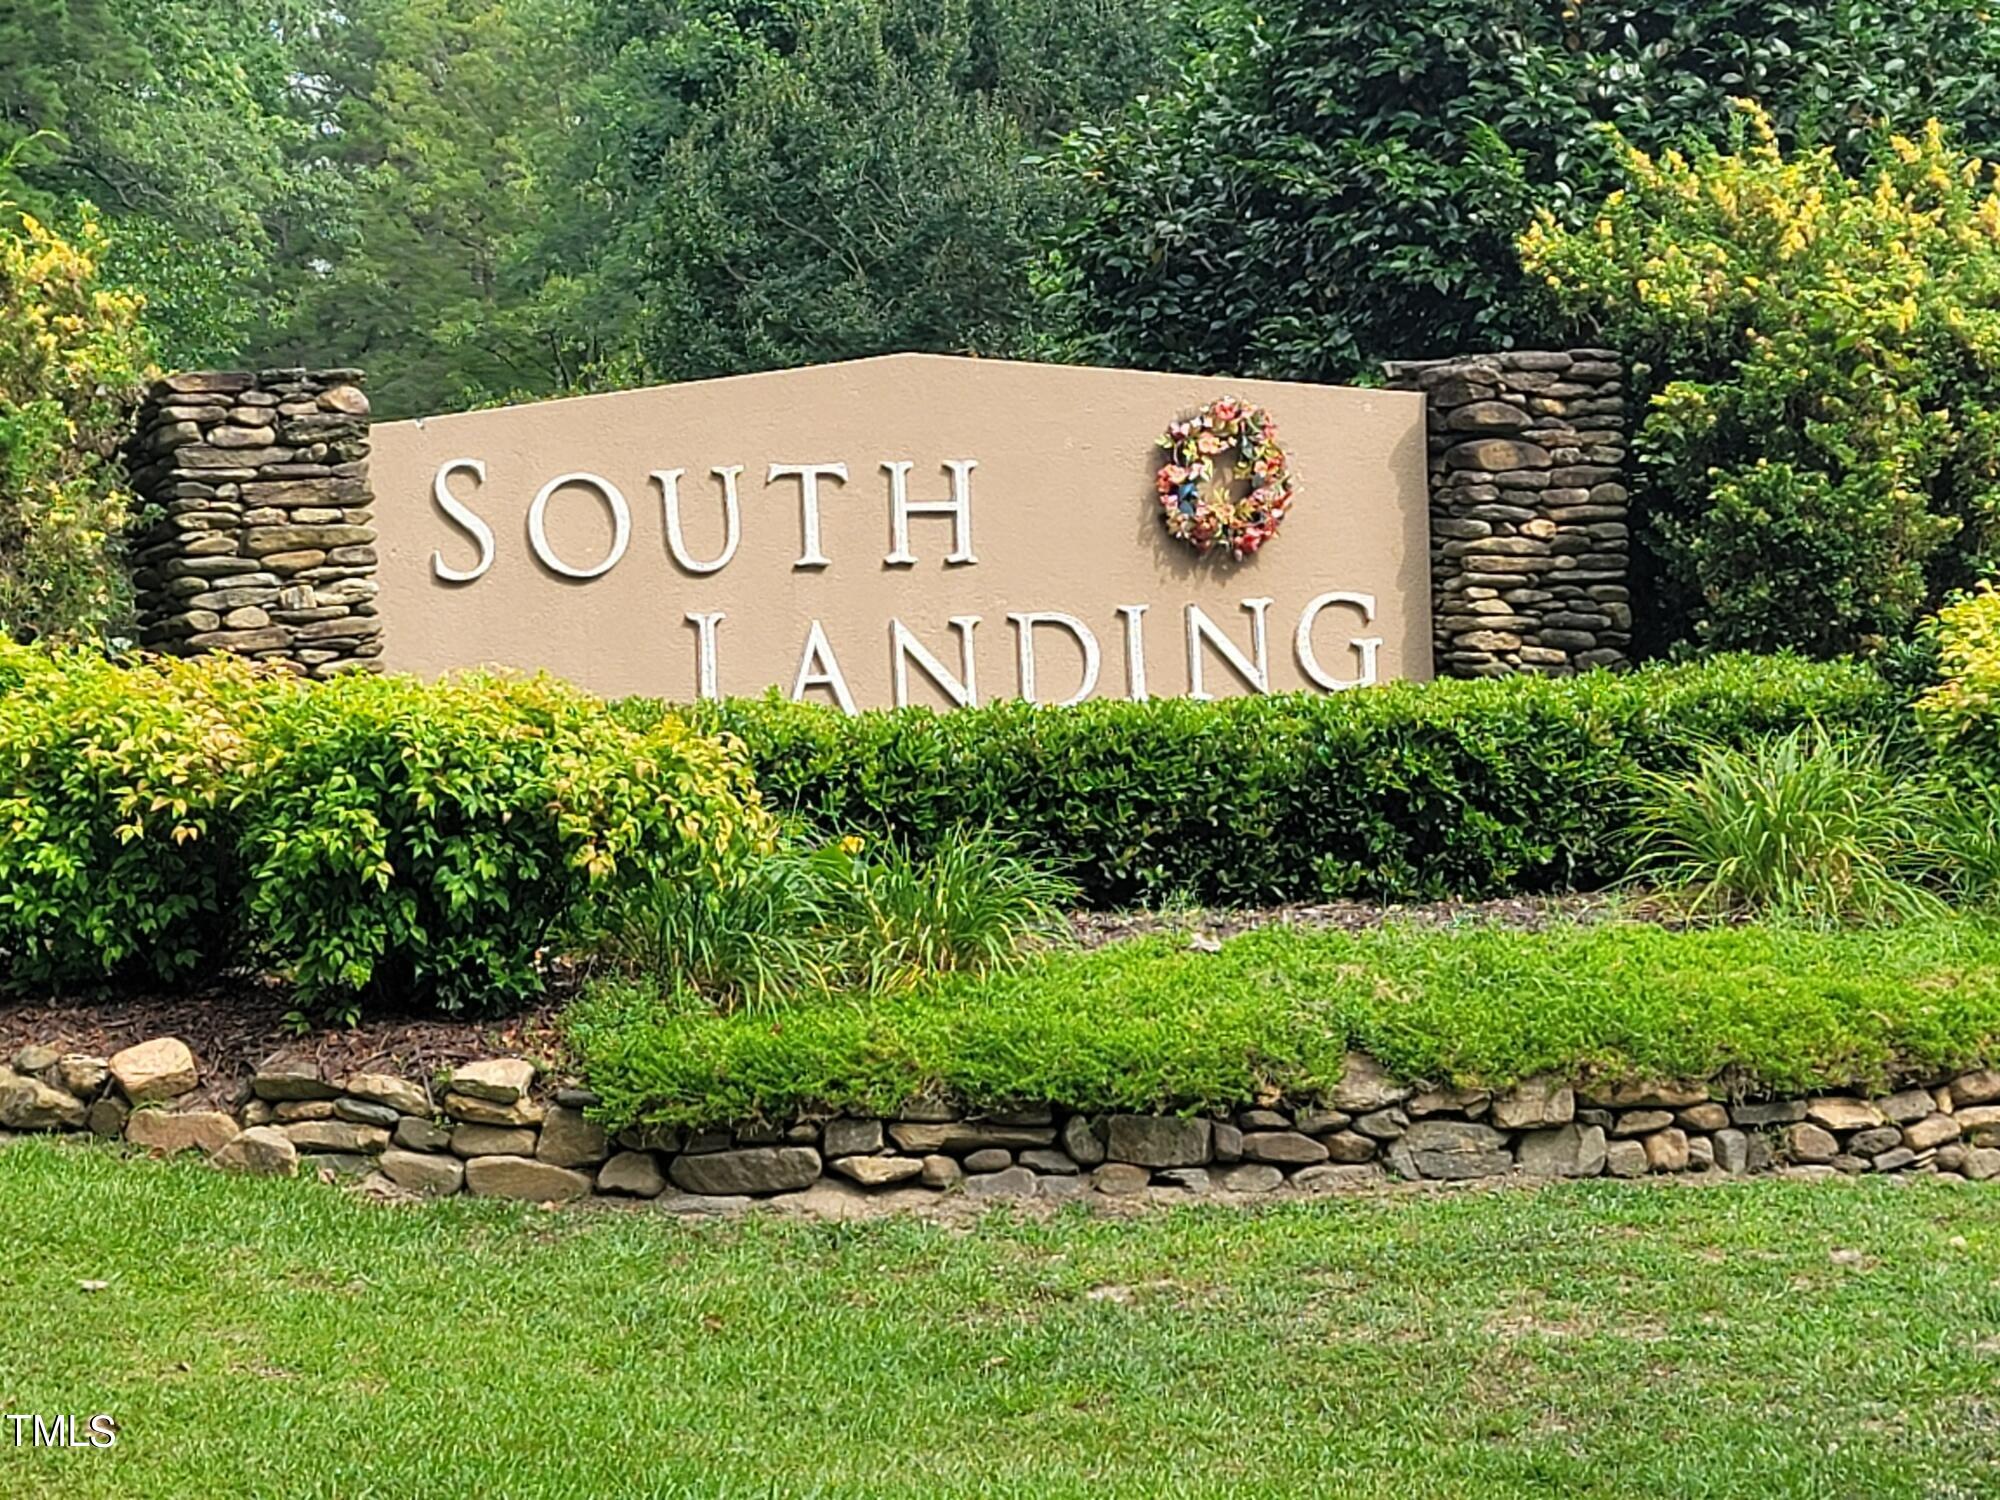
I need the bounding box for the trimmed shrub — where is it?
[624,654,1897,906]
[0,648,772,1010]
[1920,585,2000,766]
[241,670,773,1012]
[565,915,2000,1129]
[0,641,278,988]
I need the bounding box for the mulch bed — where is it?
[3,895,1669,1107]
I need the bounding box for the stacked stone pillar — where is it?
[1385,350,1631,677]
[126,369,380,676]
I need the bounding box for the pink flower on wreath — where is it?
[1153,398,1295,560]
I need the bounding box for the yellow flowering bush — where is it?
[1521,104,2000,656]
[0,208,149,642]
[1918,586,2000,764]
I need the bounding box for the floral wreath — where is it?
[1155,399,1294,558]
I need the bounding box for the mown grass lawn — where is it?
[4,1138,2000,1498]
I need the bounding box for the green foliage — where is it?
[0,0,334,367]
[1919,585,2000,765]
[566,914,2000,1128]
[623,654,1897,907]
[0,642,274,988]
[0,208,149,644]
[0,647,772,1010]
[1628,727,1943,923]
[1523,110,2000,654]
[1043,0,2000,383]
[811,832,1076,994]
[1927,774,2000,908]
[595,829,1075,1013]
[240,669,772,1012]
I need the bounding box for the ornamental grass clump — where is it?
[1627,726,1941,923]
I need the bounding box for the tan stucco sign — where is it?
[370,354,1431,708]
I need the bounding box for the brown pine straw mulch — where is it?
[0,894,1663,1110]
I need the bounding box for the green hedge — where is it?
[0,645,768,1008]
[567,916,2000,1129]
[623,655,1898,906]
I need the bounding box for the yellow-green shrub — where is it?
[241,670,774,1011]
[0,209,149,643]
[0,641,278,987]
[1919,586,2000,765]
[1521,105,2000,655]
[0,647,773,1010]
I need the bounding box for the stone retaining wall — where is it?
[1384,350,1632,677]
[126,369,381,677]
[5,1038,1997,1209]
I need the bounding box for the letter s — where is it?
[432,458,495,583]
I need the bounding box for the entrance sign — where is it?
[370,354,1431,708]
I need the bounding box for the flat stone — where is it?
[655,1191,751,1216]
[450,1058,535,1104]
[1321,1130,1378,1163]
[964,1166,1039,1199]
[210,1126,298,1177]
[1091,1163,1152,1196]
[1951,1070,2000,1108]
[451,1125,538,1158]
[1904,1114,1961,1151]
[1444,437,1551,471]
[596,1150,667,1197]
[920,1154,962,1189]
[333,1098,400,1129]
[1330,1053,1411,1113]
[108,1038,198,1104]
[393,1117,452,1152]
[829,1154,926,1187]
[1604,1139,1649,1178]
[1241,1130,1328,1165]
[464,1155,590,1203]
[1877,1089,1936,1125]
[1353,1108,1409,1140]
[1786,1123,1839,1163]
[1675,1103,1730,1133]
[669,1146,822,1196]
[1039,1175,1092,1201]
[1964,1147,2000,1182]
[1610,1110,1674,1137]
[1504,1080,1576,1128]
[1686,1135,1716,1171]
[1580,1080,1708,1110]
[1388,1120,1511,1180]
[1237,1109,1291,1131]
[1211,1121,1243,1162]
[536,1106,610,1167]
[1061,1115,1105,1166]
[1103,1115,1211,1167]
[52,1054,108,1096]
[1642,1127,1690,1173]
[1218,1163,1284,1193]
[273,1100,336,1122]
[126,1109,238,1155]
[86,1097,129,1138]
[285,1119,390,1154]
[821,1118,884,1158]
[1807,1099,1885,1133]
[1020,1148,1079,1175]
[1155,1167,1212,1193]
[554,1087,601,1110]
[442,1091,544,1126]
[1290,1163,1388,1193]
[887,1121,1058,1153]
[1847,1126,1903,1158]
[377,1148,465,1195]
[1406,1085,1490,1117]
[1516,1123,1606,1178]
[1871,1147,1918,1173]
[1713,1128,1752,1175]
[341,1073,429,1115]
[251,1054,337,1101]
[0,1078,86,1130]
[964,1148,1012,1173]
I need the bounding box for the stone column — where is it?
[1384,350,1631,677]
[126,369,380,676]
